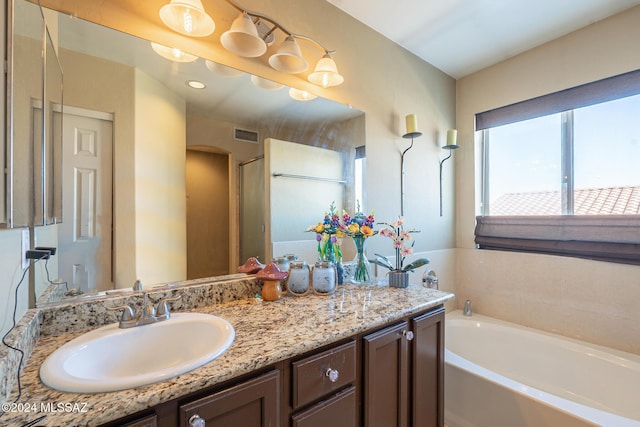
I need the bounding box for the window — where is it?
[354,145,366,210]
[475,69,640,265]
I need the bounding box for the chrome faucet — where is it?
[107,280,182,328]
[463,299,472,316]
[422,270,439,289]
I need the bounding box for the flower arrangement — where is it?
[341,202,376,239]
[341,203,376,283]
[307,202,343,262]
[374,217,429,273]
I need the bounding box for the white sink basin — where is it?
[40,312,235,393]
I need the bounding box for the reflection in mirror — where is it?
[32,6,365,306]
[8,0,44,227]
[44,26,64,225]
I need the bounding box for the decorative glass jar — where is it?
[312,261,337,295]
[287,261,311,296]
[272,256,290,272]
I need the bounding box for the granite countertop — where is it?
[1,284,453,426]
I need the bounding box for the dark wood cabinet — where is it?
[363,306,445,427]
[179,370,280,427]
[363,321,410,427]
[120,414,158,427]
[290,340,358,426]
[291,386,357,427]
[411,308,445,427]
[101,305,444,427]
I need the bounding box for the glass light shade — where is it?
[269,37,308,74]
[159,0,215,37]
[308,54,344,88]
[151,42,198,62]
[288,88,317,101]
[250,75,284,90]
[205,60,244,77]
[221,13,267,58]
[186,80,206,89]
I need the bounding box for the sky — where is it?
[488,93,640,208]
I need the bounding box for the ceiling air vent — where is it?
[234,127,259,144]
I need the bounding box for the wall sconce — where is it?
[159,0,344,88]
[439,129,459,216]
[401,114,422,216]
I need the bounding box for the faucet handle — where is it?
[132,279,143,292]
[107,304,136,322]
[156,294,182,318]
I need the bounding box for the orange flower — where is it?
[360,225,374,237]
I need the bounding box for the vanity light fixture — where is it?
[159,0,215,37]
[150,42,198,62]
[251,75,284,90]
[269,36,308,73]
[220,0,344,86]
[439,129,459,216]
[186,80,206,89]
[221,12,268,58]
[400,114,422,216]
[288,88,317,101]
[308,53,344,88]
[205,60,244,77]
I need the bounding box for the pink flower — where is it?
[379,228,392,237]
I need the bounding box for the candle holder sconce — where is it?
[401,128,422,217]
[439,129,459,216]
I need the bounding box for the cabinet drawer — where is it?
[292,340,357,409]
[179,370,280,427]
[292,386,357,427]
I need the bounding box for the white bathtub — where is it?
[445,310,640,427]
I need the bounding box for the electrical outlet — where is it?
[21,229,29,269]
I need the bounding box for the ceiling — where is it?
[326,0,640,78]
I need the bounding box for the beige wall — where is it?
[455,5,640,354]
[134,69,187,286]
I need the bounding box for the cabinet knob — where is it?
[402,330,414,341]
[189,414,206,427]
[325,368,340,383]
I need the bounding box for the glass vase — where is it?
[349,235,372,284]
[319,235,337,263]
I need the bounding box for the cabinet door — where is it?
[179,370,280,427]
[363,321,410,427]
[120,414,157,427]
[291,386,357,427]
[411,307,445,427]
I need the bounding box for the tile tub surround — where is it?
[1,284,452,426]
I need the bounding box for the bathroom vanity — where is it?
[1,278,452,427]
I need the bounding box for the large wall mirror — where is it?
[24,1,365,306]
[5,0,63,229]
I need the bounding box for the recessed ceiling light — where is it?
[186,80,206,89]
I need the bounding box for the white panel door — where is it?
[59,111,113,293]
